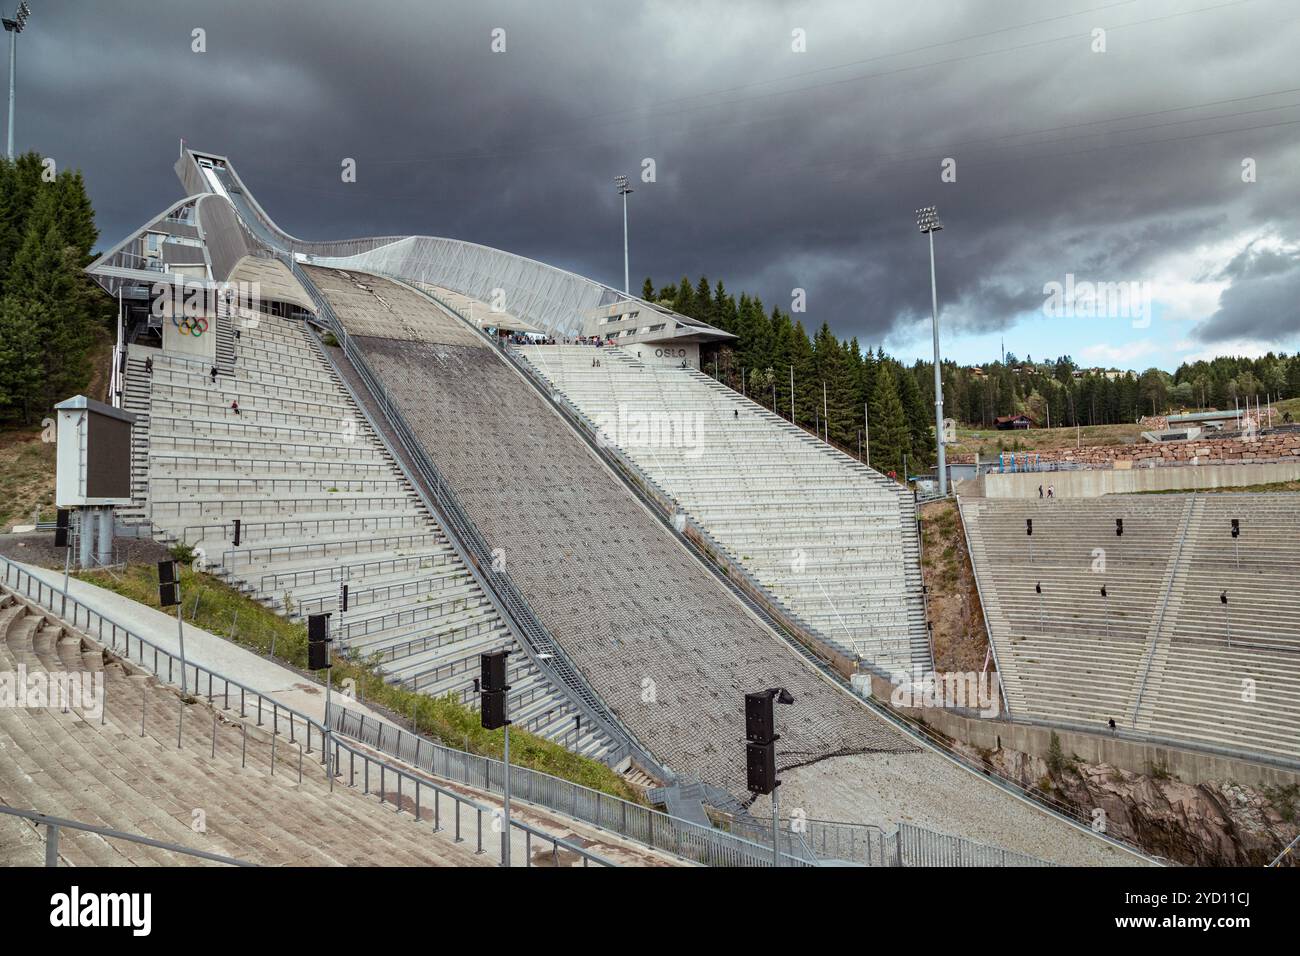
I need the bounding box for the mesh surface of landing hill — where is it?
[305,265,917,792]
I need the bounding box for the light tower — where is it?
[3,1,31,160]
[916,205,947,495]
[615,174,633,295]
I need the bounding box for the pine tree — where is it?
[641,277,655,301]
[789,321,817,426]
[897,364,932,468]
[868,363,910,477]
[0,296,44,423]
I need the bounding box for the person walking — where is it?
[1038,484,1043,498]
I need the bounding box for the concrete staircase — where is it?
[0,588,490,866]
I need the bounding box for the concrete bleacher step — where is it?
[513,343,930,676]
[0,591,491,866]
[129,312,616,764]
[963,493,1300,762]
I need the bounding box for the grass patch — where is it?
[77,564,644,803]
[0,426,57,532]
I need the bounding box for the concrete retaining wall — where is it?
[867,674,1299,788]
[982,460,1300,498]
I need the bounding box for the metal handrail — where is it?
[289,258,666,781]
[0,556,614,868]
[0,806,255,867]
[329,703,815,868]
[1130,493,1197,727]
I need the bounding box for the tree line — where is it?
[0,152,107,425]
[646,274,1300,470]
[643,276,933,476]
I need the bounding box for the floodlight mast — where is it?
[3,2,31,160]
[615,175,633,295]
[916,205,947,496]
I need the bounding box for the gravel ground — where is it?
[0,530,172,570]
[748,750,1150,866]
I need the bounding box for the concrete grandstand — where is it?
[52,141,1179,866]
[962,494,1300,762]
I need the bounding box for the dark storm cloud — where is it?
[22,0,1300,359]
[1196,245,1300,341]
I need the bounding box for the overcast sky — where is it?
[22,0,1300,370]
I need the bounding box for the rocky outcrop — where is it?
[955,742,1298,865]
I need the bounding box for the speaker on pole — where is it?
[307,613,332,670]
[158,559,181,608]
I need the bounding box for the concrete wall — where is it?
[982,460,1300,498]
[867,674,1299,789]
[636,342,700,369]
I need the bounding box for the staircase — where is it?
[120,345,155,523]
[215,303,238,374]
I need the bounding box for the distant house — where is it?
[995,413,1036,430]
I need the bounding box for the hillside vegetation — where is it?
[78,563,645,804]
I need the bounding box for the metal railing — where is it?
[895,823,1052,867]
[0,556,614,868]
[290,258,665,781]
[1130,494,1197,728]
[0,806,254,867]
[329,704,814,867]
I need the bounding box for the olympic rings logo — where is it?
[171,315,210,337]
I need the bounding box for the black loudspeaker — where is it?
[232,519,241,547]
[307,613,331,670]
[1116,518,1124,537]
[481,650,509,693]
[1026,518,1033,537]
[1231,519,1240,539]
[746,741,776,795]
[158,559,178,585]
[158,560,181,608]
[481,689,508,730]
[339,583,349,612]
[54,509,70,548]
[308,613,330,644]
[745,692,776,744]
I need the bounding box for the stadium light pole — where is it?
[3,2,31,160]
[615,175,633,295]
[916,205,947,496]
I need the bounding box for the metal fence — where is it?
[895,823,1052,867]
[0,555,614,868]
[328,704,813,868]
[1,806,254,867]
